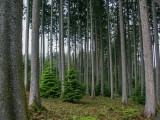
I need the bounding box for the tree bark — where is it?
[100,23,104,96]
[152,1,160,106]
[29,0,41,107]
[0,1,28,119]
[24,0,30,91]
[86,0,90,96]
[119,0,127,105]
[50,0,53,69]
[60,0,65,93]
[67,0,71,71]
[139,0,155,117]
[90,0,95,97]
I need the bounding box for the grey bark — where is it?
[24,0,30,91]
[60,0,65,93]
[119,0,127,105]
[90,0,95,97]
[100,23,104,96]
[67,0,70,71]
[29,0,41,107]
[152,1,160,106]
[127,0,132,96]
[139,0,155,117]
[86,0,90,96]
[0,1,28,119]
[108,0,114,99]
[95,23,99,85]
[137,1,145,96]
[50,0,53,69]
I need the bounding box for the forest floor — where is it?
[30,96,155,120]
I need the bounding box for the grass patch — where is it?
[30,96,154,120]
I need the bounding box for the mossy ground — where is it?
[30,96,154,120]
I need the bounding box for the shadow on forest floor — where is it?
[30,96,155,120]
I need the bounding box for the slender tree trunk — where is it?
[60,0,65,93]
[90,0,95,97]
[50,0,53,69]
[127,0,132,96]
[86,0,90,96]
[47,25,50,58]
[24,0,30,91]
[108,0,114,99]
[119,0,127,105]
[95,23,99,85]
[29,0,41,107]
[138,1,145,96]
[133,5,137,90]
[42,0,45,71]
[67,0,70,71]
[139,0,155,117]
[100,23,104,96]
[152,1,160,106]
[0,1,28,119]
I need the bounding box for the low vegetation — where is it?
[30,96,154,120]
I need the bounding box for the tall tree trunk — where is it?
[100,23,104,96]
[29,0,41,107]
[152,1,160,106]
[139,0,155,117]
[138,0,145,96]
[24,0,30,91]
[108,0,114,99]
[0,1,28,119]
[86,0,90,96]
[60,0,65,93]
[90,0,95,97]
[67,0,70,71]
[42,0,45,71]
[127,0,132,96]
[119,0,127,105]
[95,23,99,85]
[50,0,53,69]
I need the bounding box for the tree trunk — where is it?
[86,0,90,96]
[50,0,53,69]
[67,0,70,71]
[108,0,114,99]
[100,23,104,96]
[152,1,160,106]
[60,0,65,93]
[119,0,127,105]
[90,0,95,97]
[0,1,28,119]
[139,0,155,117]
[29,0,41,107]
[24,0,30,91]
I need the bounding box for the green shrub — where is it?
[132,85,145,105]
[95,81,110,97]
[40,65,61,98]
[62,68,84,103]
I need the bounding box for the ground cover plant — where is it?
[30,96,155,120]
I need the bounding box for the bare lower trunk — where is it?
[0,1,28,119]
[29,0,41,107]
[152,1,160,106]
[60,0,65,93]
[139,0,155,117]
[24,0,30,91]
[90,0,95,97]
[119,0,127,105]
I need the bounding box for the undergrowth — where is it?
[30,96,154,120]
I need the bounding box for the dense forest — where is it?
[0,0,160,119]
